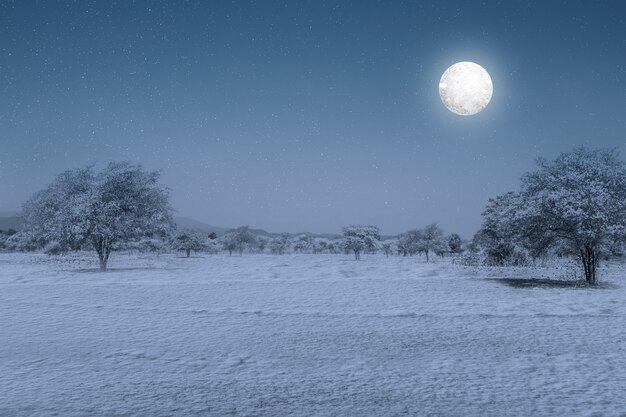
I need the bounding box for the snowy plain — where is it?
[1,252,625,416]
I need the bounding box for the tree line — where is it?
[0,160,462,269]
[3,146,626,283]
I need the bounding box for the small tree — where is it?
[478,192,523,266]
[171,230,207,257]
[342,225,380,260]
[398,229,423,256]
[220,233,237,256]
[381,240,394,257]
[224,226,257,256]
[22,162,174,271]
[447,233,463,255]
[292,235,313,253]
[312,238,329,254]
[483,147,626,284]
[270,233,290,255]
[420,223,446,262]
[256,236,269,253]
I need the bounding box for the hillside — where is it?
[0,213,348,239]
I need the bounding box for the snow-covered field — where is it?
[1,252,625,416]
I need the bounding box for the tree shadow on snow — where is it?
[488,278,617,289]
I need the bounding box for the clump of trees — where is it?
[221,226,258,256]
[20,162,174,271]
[397,223,449,262]
[171,230,208,257]
[270,233,290,254]
[122,237,169,254]
[342,225,380,260]
[0,229,17,251]
[475,147,626,285]
[292,235,313,253]
[2,230,40,252]
[380,241,394,256]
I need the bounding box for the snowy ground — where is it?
[1,252,625,416]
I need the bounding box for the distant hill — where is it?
[173,217,228,236]
[173,219,342,239]
[216,225,275,238]
[0,212,349,239]
[173,217,277,238]
[293,231,343,240]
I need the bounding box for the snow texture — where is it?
[1,252,625,416]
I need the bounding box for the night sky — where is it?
[1,1,625,237]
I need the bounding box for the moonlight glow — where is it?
[439,62,493,116]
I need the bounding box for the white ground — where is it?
[1,252,625,416]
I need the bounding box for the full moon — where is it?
[439,62,493,116]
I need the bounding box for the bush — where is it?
[44,241,68,255]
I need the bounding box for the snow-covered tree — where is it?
[483,147,626,284]
[420,223,446,262]
[4,230,40,252]
[220,233,237,256]
[312,238,331,254]
[117,236,169,253]
[477,192,529,266]
[21,162,174,270]
[398,229,423,256]
[0,229,14,250]
[327,241,341,254]
[222,226,257,256]
[205,237,220,254]
[381,240,395,257]
[203,232,219,254]
[269,233,290,255]
[447,233,463,255]
[171,230,207,257]
[256,235,270,253]
[342,225,380,260]
[292,235,313,253]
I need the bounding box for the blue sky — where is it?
[1,1,625,237]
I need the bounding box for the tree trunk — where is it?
[425,250,429,263]
[580,245,598,285]
[186,249,191,257]
[354,250,360,260]
[94,236,112,271]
